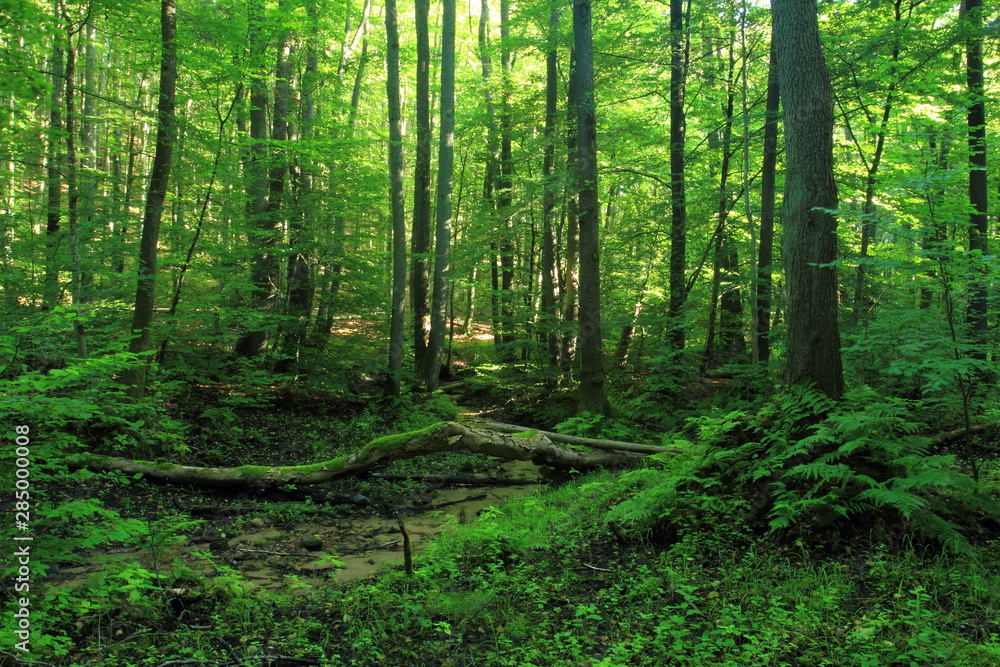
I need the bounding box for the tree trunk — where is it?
[561,49,580,369]
[384,0,406,397]
[123,0,177,398]
[964,0,988,359]
[573,0,608,416]
[614,285,645,370]
[63,32,87,357]
[411,0,433,373]
[540,0,561,368]
[43,42,64,310]
[497,0,515,349]
[426,0,456,391]
[667,0,688,353]
[703,51,739,372]
[773,0,845,400]
[755,41,779,364]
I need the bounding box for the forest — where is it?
[1,0,1000,663]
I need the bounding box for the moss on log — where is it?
[79,421,646,489]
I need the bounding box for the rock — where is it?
[249,517,266,528]
[301,536,323,551]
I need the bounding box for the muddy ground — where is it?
[39,391,550,598]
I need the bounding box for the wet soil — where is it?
[41,394,548,597]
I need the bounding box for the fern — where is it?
[855,487,928,517]
[687,386,993,550]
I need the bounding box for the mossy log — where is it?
[483,421,683,455]
[79,421,646,489]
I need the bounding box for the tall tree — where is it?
[539,0,561,368]
[63,17,87,357]
[573,0,608,415]
[411,0,433,373]
[667,0,688,353]
[497,0,515,348]
[426,0,456,391]
[123,0,178,398]
[754,40,779,365]
[234,0,275,358]
[773,0,845,400]
[384,0,406,397]
[964,0,988,359]
[561,48,580,367]
[43,41,64,310]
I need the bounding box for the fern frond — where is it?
[855,487,927,518]
[785,461,853,484]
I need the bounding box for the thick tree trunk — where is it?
[667,0,688,353]
[426,0,456,391]
[123,0,177,398]
[561,49,580,368]
[411,0,433,373]
[964,0,988,360]
[80,422,648,488]
[385,0,406,397]
[773,0,844,400]
[573,0,608,415]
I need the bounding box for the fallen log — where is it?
[928,422,998,448]
[483,422,684,455]
[78,421,646,489]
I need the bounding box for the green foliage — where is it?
[687,386,998,550]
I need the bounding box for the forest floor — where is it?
[8,367,1000,666]
[38,384,545,591]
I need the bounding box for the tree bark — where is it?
[497,0,516,349]
[773,0,845,400]
[426,0,456,391]
[755,41,779,365]
[667,0,688,353]
[411,0,433,373]
[123,0,177,398]
[561,49,580,368]
[540,0,561,368]
[964,0,988,360]
[385,0,406,397]
[573,0,608,415]
[43,42,64,310]
[63,30,87,358]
